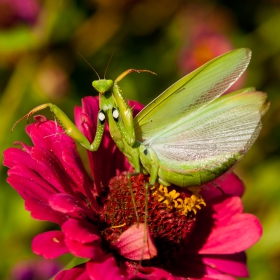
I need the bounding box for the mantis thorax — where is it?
[92,79,114,94]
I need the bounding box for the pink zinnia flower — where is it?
[0,0,40,27]
[10,259,61,280]
[178,7,245,92]
[3,96,262,279]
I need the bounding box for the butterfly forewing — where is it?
[145,90,269,173]
[134,48,252,142]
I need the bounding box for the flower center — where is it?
[98,173,205,265]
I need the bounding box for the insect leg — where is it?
[115,69,156,83]
[127,172,141,223]
[12,103,105,151]
[113,69,157,147]
[136,181,151,271]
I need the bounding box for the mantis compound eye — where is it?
[112,108,119,121]
[98,110,106,124]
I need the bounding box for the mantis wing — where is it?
[134,48,251,142]
[143,89,269,173]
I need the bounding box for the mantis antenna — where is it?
[104,52,115,79]
[78,52,100,80]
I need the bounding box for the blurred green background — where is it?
[1,0,280,279]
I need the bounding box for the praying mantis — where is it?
[11,48,270,264]
[12,48,269,192]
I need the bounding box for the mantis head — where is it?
[92,79,114,94]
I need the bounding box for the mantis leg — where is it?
[137,182,150,270]
[127,172,141,224]
[115,69,156,83]
[112,84,135,146]
[12,103,105,151]
[138,145,160,185]
[107,108,141,172]
[113,69,157,147]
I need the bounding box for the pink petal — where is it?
[26,121,76,159]
[201,173,244,201]
[3,147,32,168]
[7,165,56,201]
[198,275,237,280]
[114,223,157,260]
[74,103,106,194]
[30,147,74,194]
[11,259,61,280]
[172,252,248,278]
[86,255,123,280]
[4,145,74,197]
[60,148,97,209]
[134,267,176,280]
[49,193,85,214]
[32,231,69,259]
[25,121,90,196]
[186,197,262,254]
[64,237,104,259]
[4,146,67,195]
[62,218,100,243]
[128,100,145,116]
[25,197,66,225]
[55,265,90,280]
[122,260,177,280]
[202,253,248,277]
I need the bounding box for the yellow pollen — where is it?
[111,222,126,229]
[151,184,206,216]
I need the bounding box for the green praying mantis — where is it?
[13,48,269,192]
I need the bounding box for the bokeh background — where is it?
[0,0,280,279]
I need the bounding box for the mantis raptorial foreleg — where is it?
[107,107,142,172]
[12,67,156,154]
[113,69,156,147]
[11,103,105,151]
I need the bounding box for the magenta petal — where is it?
[205,273,237,280]
[218,173,244,197]
[55,265,89,280]
[26,121,76,158]
[201,173,244,201]
[122,261,177,280]
[49,193,85,214]
[187,197,262,254]
[32,231,69,259]
[7,165,57,201]
[64,237,104,259]
[202,252,248,277]
[60,148,97,209]
[86,255,123,280]
[30,147,72,194]
[172,252,248,278]
[3,147,32,168]
[128,100,145,116]
[25,197,66,225]
[135,266,176,280]
[11,259,61,280]
[62,218,100,243]
[114,223,157,260]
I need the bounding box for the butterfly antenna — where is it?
[78,52,100,80]
[104,52,115,79]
